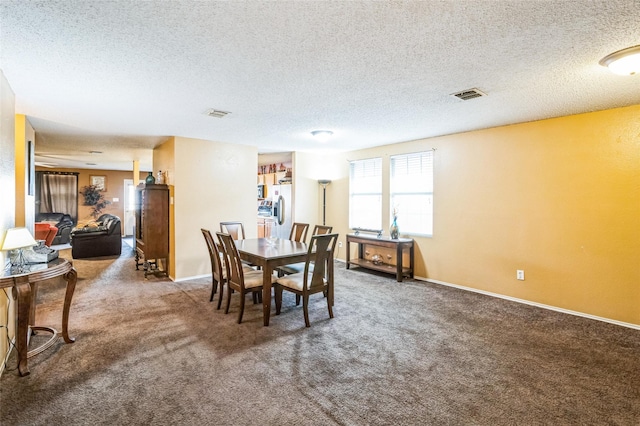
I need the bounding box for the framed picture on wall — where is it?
[90,175,107,191]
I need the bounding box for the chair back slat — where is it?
[201,229,223,281]
[305,233,338,292]
[312,225,333,236]
[289,222,309,242]
[217,232,246,290]
[220,221,246,240]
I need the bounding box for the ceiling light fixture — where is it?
[206,109,231,118]
[311,130,333,142]
[599,45,640,76]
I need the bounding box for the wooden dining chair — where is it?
[220,221,246,240]
[217,232,273,324]
[289,222,309,242]
[202,228,256,310]
[311,225,333,236]
[274,233,338,327]
[201,228,226,308]
[277,224,333,277]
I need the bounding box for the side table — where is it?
[0,258,77,376]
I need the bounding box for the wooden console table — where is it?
[346,233,414,282]
[0,258,77,376]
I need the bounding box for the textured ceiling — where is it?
[1,1,639,171]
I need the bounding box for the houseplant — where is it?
[79,185,111,219]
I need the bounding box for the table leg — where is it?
[396,244,403,282]
[61,268,77,343]
[262,264,273,326]
[346,240,351,269]
[12,278,31,376]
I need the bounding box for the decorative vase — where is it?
[156,170,165,184]
[390,217,399,239]
[145,172,156,185]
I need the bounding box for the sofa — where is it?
[35,213,75,245]
[34,223,58,246]
[70,214,122,259]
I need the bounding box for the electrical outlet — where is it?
[338,241,343,248]
[517,270,525,280]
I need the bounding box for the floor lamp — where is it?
[318,180,332,226]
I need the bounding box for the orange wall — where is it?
[327,104,639,326]
[34,167,147,224]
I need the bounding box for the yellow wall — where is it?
[0,70,16,371]
[152,137,175,277]
[326,105,639,326]
[170,136,258,281]
[14,115,35,228]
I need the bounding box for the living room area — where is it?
[1,2,639,424]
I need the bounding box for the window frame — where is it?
[389,150,434,237]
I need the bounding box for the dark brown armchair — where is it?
[70,214,122,259]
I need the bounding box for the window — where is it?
[349,158,382,230]
[390,151,433,236]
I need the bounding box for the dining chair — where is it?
[220,221,246,240]
[201,228,256,310]
[217,232,273,324]
[277,224,333,278]
[311,225,333,236]
[201,228,226,308]
[289,222,309,242]
[274,233,338,327]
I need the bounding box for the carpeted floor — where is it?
[1,242,639,425]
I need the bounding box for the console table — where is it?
[346,233,414,282]
[0,258,77,376]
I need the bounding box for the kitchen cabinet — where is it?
[257,217,275,238]
[257,172,286,186]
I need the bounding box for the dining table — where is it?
[235,238,308,326]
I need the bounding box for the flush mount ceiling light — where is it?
[206,109,231,118]
[599,45,640,76]
[311,130,333,142]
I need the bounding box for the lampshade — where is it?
[599,45,640,76]
[1,227,38,251]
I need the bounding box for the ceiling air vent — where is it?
[451,88,486,101]
[206,109,231,118]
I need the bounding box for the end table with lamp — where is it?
[1,228,78,376]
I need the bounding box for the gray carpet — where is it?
[1,243,639,425]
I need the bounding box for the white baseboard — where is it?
[415,276,640,330]
[173,273,208,283]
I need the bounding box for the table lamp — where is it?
[2,227,38,272]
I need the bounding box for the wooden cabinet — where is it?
[346,233,414,282]
[135,184,169,277]
[257,217,275,238]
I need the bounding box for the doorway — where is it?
[123,179,141,236]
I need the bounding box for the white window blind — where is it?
[390,151,433,236]
[349,158,382,230]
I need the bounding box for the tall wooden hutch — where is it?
[135,184,169,277]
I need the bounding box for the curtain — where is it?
[36,172,79,222]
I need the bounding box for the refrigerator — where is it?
[271,184,292,239]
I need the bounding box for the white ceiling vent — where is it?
[451,88,487,101]
[206,109,231,118]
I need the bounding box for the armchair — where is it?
[34,223,58,247]
[35,213,75,245]
[70,214,122,259]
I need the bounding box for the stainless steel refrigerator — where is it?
[271,184,292,239]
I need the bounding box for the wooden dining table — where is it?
[235,238,308,326]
